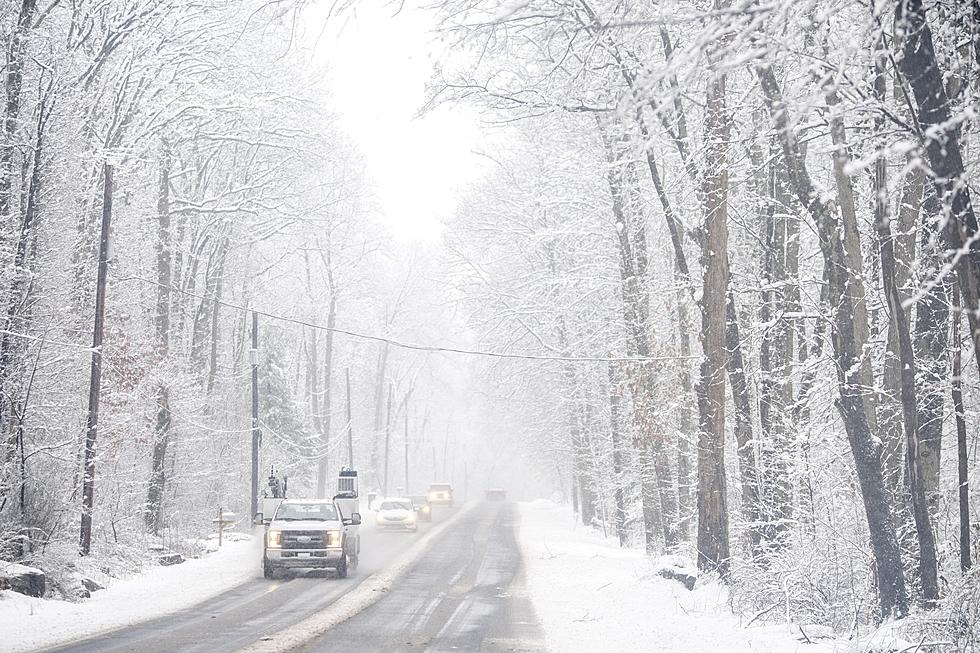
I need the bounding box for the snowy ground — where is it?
[517,501,862,653]
[1,531,262,653]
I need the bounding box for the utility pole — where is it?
[79,163,113,556]
[345,367,353,467]
[404,409,410,493]
[382,383,392,496]
[250,310,259,521]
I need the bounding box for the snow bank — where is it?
[517,502,851,653]
[1,531,262,653]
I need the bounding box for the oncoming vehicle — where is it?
[485,488,507,501]
[263,499,360,579]
[426,483,454,507]
[409,495,432,522]
[375,498,417,531]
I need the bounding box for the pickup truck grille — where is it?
[282,531,326,549]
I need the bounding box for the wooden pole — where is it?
[404,408,410,493]
[345,367,353,467]
[79,163,113,556]
[382,384,392,496]
[250,311,259,521]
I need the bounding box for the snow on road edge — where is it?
[3,534,263,653]
[517,500,853,653]
[237,502,475,653]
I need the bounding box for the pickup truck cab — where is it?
[263,499,360,579]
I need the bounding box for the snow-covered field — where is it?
[1,532,262,653]
[518,500,852,653]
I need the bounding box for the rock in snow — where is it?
[0,562,46,598]
[653,555,697,591]
[158,553,186,567]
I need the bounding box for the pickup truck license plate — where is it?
[298,552,310,558]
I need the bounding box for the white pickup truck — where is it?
[262,499,361,579]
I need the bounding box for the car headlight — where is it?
[421,505,430,514]
[406,512,416,522]
[267,530,281,548]
[376,513,384,523]
[326,530,342,547]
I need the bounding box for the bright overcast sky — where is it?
[314,2,486,241]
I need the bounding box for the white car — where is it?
[375,498,418,531]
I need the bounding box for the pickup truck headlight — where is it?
[326,530,342,548]
[267,530,282,548]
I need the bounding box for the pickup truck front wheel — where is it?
[335,553,349,579]
[263,560,275,579]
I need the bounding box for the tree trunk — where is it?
[635,88,757,552]
[146,147,173,534]
[674,293,695,540]
[0,0,37,222]
[608,362,628,547]
[696,58,732,574]
[951,284,972,572]
[756,154,796,555]
[757,64,908,618]
[598,119,677,551]
[727,291,762,555]
[914,186,949,509]
[873,141,939,608]
[895,0,980,382]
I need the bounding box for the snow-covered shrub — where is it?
[728,541,877,633]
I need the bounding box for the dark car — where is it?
[409,494,433,521]
[485,488,507,501]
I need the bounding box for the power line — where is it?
[117,274,690,364]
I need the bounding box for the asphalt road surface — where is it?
[300,501,545,653]
[46,502,544,653]
[48,510,443,653]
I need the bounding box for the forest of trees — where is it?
[1,0,979,646]
[0,0,491,596]
[436,0,980,642]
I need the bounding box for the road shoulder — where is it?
[517,500,846,653]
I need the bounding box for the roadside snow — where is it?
[1,531,262,653]
[517,501,851,653]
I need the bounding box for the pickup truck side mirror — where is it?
[343,512,361,526]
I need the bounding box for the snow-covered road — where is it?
[3,506,460,653]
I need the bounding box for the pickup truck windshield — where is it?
[275,503,338,521]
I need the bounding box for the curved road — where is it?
[46,502,544,653]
